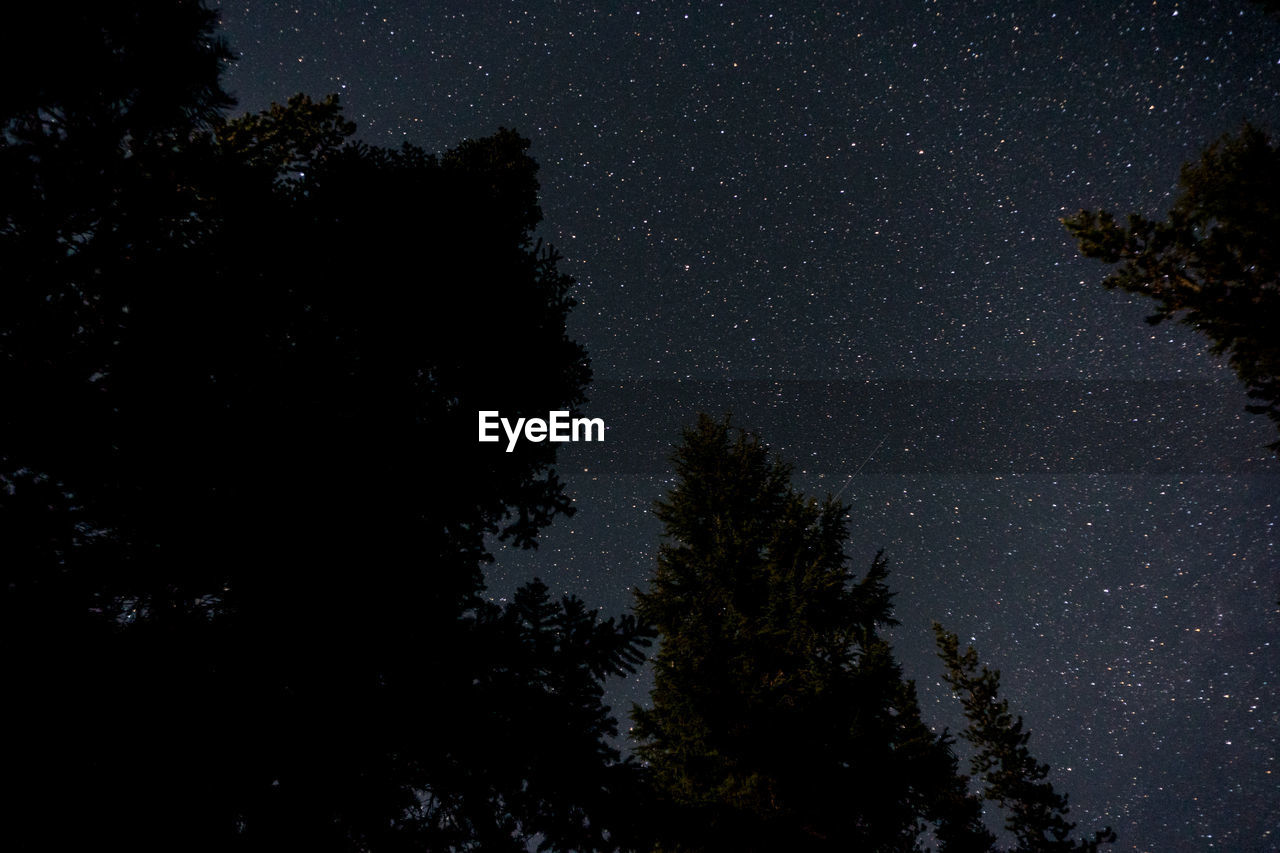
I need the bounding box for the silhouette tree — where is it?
[1062,124,1280,453]
[1,3,237,846]
[935,627,1116,853]
[2,5,646,850]
[448,580,652,851]
[632,415,995,852]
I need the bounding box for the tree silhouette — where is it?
[2,5,646,850]
[632,415,996,852]
[633,415,1115,852]
[936,627,1116,853]
[1063,124,1280,453]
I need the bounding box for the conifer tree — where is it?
[935,627,1116,853]
[633,415,993,852]
[1062,124,1280,453]
[1,6,641,849]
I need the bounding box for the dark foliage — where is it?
[936,628,1116,853]
[1,4,646,850]
[1063,124,1280,453]
[632,415,996,852]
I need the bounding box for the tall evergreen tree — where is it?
[1,6,646,849]
[1062,124,1280,453]
[633,415,994,852]
[935,627,1116,853]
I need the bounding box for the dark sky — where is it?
[214,2,1279,849]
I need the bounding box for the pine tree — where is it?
[1,8,637,848]
[1062,124,1280,453]
[632,415,994,852]
[935,627,1116,853]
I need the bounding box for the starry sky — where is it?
[214,2,1279,849]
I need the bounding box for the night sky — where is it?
[214,2,1279,849]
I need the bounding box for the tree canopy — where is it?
[632,415,1113,852]
[1,4,646,850]
[2,5,1122,851]
[936,627,1117,853]
[1063,124,1280,453]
